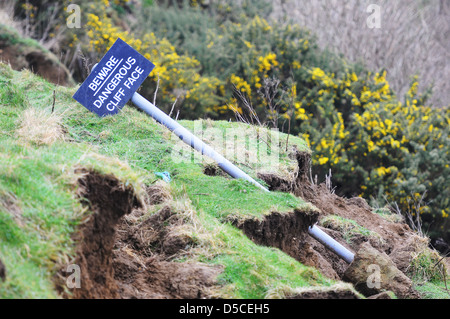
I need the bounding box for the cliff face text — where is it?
[73,38,154,117]
[89,56,145,112]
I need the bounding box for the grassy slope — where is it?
[0,63,340,298]
[0,24,48,52]
[1,64,448,299]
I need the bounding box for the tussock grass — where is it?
[373,206,404,224]
[172,173,308,222]
[145,180,173,205]
[408,240,450,299]
[407,237,449,283]
[0,139,145,298]
[17,107,65,146]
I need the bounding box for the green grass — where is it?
[319,215,384,245]
[0,63,337,298]
[168,207,334,299]
[0,141,86,298]
[179,119,310,179]
[408,243,450,299]
[0,135,144,298]
[414,281,450,299]
[173,173,310,220]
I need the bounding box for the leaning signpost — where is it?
[73,38,155,116]
[73,38,355,264]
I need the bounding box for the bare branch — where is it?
[153,74,160,105]
[168,97,178,118]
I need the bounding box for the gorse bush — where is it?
[296,68,450,241]
[200,15,312,119]
[79,3,224,116]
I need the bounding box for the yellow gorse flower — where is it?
[230,74,252,96]
[257,53,278,73]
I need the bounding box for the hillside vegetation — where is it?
[4,0,447,243]
[270,0,450,108]
[0,0,449,300]
[0,63,449,299]
[0,63,341,298]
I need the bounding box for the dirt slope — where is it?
[0,25,73,86]
[257,151,446,297]
[57,170,222,299]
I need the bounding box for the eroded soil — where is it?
[58,170,221,299]
[59,150,447,299]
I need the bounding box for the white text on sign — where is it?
[88,56,145,112]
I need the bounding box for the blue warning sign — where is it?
[73,38,155,117]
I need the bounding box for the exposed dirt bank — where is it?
[58,170,221,299]
[0,259,6,281]
[113,205,222,299]
[57,153,446,299]
[0,26,73,86]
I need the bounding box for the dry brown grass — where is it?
[407,236,450,283]
[16,107,65,145]
[265,282,362,299]
[0,190,24,227]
